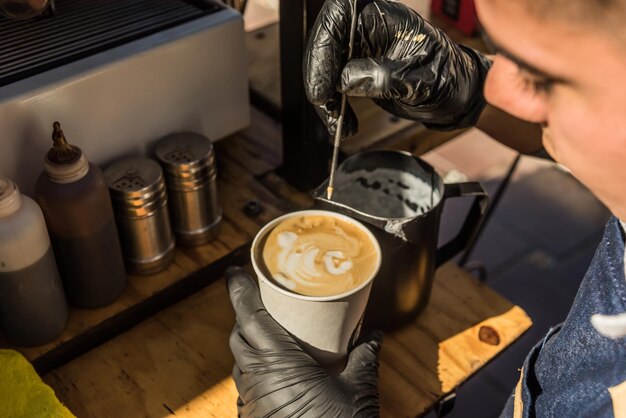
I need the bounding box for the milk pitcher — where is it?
[312,150,489,331]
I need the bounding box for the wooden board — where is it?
[0,107,292,373]
[43,263,531,418]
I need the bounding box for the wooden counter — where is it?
[43,263,531,417]
[0,102,532,417]
[0,98,532,417]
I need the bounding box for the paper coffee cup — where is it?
[251,209,382,371]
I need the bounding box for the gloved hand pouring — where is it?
[304,0,490,136]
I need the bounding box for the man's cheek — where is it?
[541,127,560,162]
[547,115,600,176]
[542,121,581,169]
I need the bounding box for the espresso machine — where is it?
[0,0,249,195]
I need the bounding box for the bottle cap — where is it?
[0,177,22,217]
[43,122,89,183]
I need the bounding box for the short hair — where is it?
[522,0,626,30]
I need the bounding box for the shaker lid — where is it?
[44,121,89,183]
[104,157,164,197]
[155,132,214,170]
[104,158,167,217]
[0,177,22,217]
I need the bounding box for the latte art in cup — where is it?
[261,215,379,297]
[252,210,381,369]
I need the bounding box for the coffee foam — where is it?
[325,167,441,241]
[332,168,441,218]
[261,215,378,297]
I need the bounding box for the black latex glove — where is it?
[226,266,382,418]
[304,0,491,135]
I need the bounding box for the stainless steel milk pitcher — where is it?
[312,150,489,331]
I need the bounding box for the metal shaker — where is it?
[104,158,175,275]
[155,132,222,246]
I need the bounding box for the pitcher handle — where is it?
[435,182,490,268]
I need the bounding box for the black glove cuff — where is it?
[423,45,491,131]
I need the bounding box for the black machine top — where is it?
[0,0,223,87]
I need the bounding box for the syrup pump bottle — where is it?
[35,122,126,308]
[0,177,68,346]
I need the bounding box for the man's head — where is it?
[476,0,626,219]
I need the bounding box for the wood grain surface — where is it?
[44,263,531,418]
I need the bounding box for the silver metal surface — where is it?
[104,157,175,275]
[156,132,222,246]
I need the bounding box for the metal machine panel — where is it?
[0,4,249,195]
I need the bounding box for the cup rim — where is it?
[251,209,382,302]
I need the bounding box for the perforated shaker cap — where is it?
[155,133,215,174]
[103,157,167,217]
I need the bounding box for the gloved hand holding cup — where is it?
[227,267,382,417]
[248,209,382,371]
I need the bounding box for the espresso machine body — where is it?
[0,0,249,195]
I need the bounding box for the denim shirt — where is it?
[500,217,626,418]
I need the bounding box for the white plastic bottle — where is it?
[0,177,68,346]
